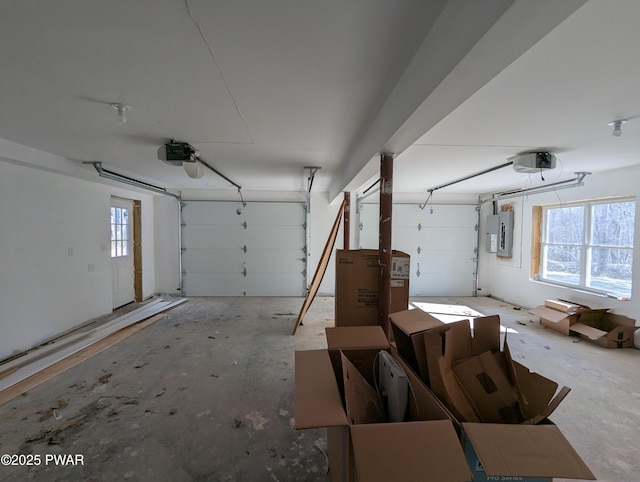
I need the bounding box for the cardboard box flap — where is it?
[294,350,348,429]
[570,322,608,340]
[350,421,472,482]
[445,319,473,361]
[471,315,501,355]
[390,347,453,424]
[389,308,444,336]
[575,308,612,324]
[544,299,588,313]
[504,342,563,422]
[341,351,385,424]
[605,313,637,329]
[325,326,389,350]
[540,385,572,420]
[462,422,596,480]
[452,350,520,423]
[438,355,481,423]
[529,305,571,323]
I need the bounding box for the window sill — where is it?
[529,277,631,301]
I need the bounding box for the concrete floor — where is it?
[0,296,638,481]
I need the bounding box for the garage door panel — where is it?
[182,201,305,296]
[182,202,244,224]
[418,252,476,274]
[183,225,245,249]
[415,205,478,227]
[183,248,244,273]
[245,250,305,274]
[184,273,246,296]
[243,203,305,226]
[245,225,304,250]
[246,274,304,296]
[413,273,474,296]
[418,228,476,251]
[357,204,379,249]
[358,203,478,296]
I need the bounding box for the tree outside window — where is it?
[539,199,634,299]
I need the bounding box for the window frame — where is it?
[533,197,635,299]
[110,206,130,258]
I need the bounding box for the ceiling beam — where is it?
[328,0,588,202]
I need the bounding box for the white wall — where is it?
[480,164,640,347]
[0,160,156,360]
[153,196,181,295]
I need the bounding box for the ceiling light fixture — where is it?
[608,119,627,137]
[111,103,131,123]
[183,160,204,179]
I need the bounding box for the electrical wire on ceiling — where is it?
[183,0,254,144]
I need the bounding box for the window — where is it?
[535,198,635,299]
[110,206,129,257]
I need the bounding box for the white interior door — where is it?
[182,201,306,296]
[358,202,478,296]
[111,197,135,308]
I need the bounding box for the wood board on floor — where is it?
[292,200,344,335]
[0,298,187,400]
[0,298,167,372]
[0,313,167,406]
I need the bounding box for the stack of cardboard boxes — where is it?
[294,251,596,481]
[296,310,595,481]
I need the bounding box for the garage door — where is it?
[358,203,478,296]
[182,201,306,296]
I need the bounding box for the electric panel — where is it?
[485,215,499,253]
[497,211,514,258]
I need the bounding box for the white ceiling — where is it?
[1,0,638,201]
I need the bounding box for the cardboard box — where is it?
[389,308,451,383]
[389,315,596,481]
[529,299,594,336]
[295,326,472,482]
[571,311,637,348]
[418,312,571,425]
[335,249,409,327]
[295,325,595,481]
[530,299,637,348]
[462,422,594,481]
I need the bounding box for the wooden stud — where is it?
[292,200,345,335]
[379,153,393,339]
[531,205,542,279]
[343,192,351,250]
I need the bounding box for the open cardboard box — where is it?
[529,299,599,336]
[295,326,472,482]
[296,324,595,481]
[388,307,451,383]
[389,309,596,480]
[530,299,637,348]
[571,310,637,348]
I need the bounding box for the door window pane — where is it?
[110,206,130,258]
